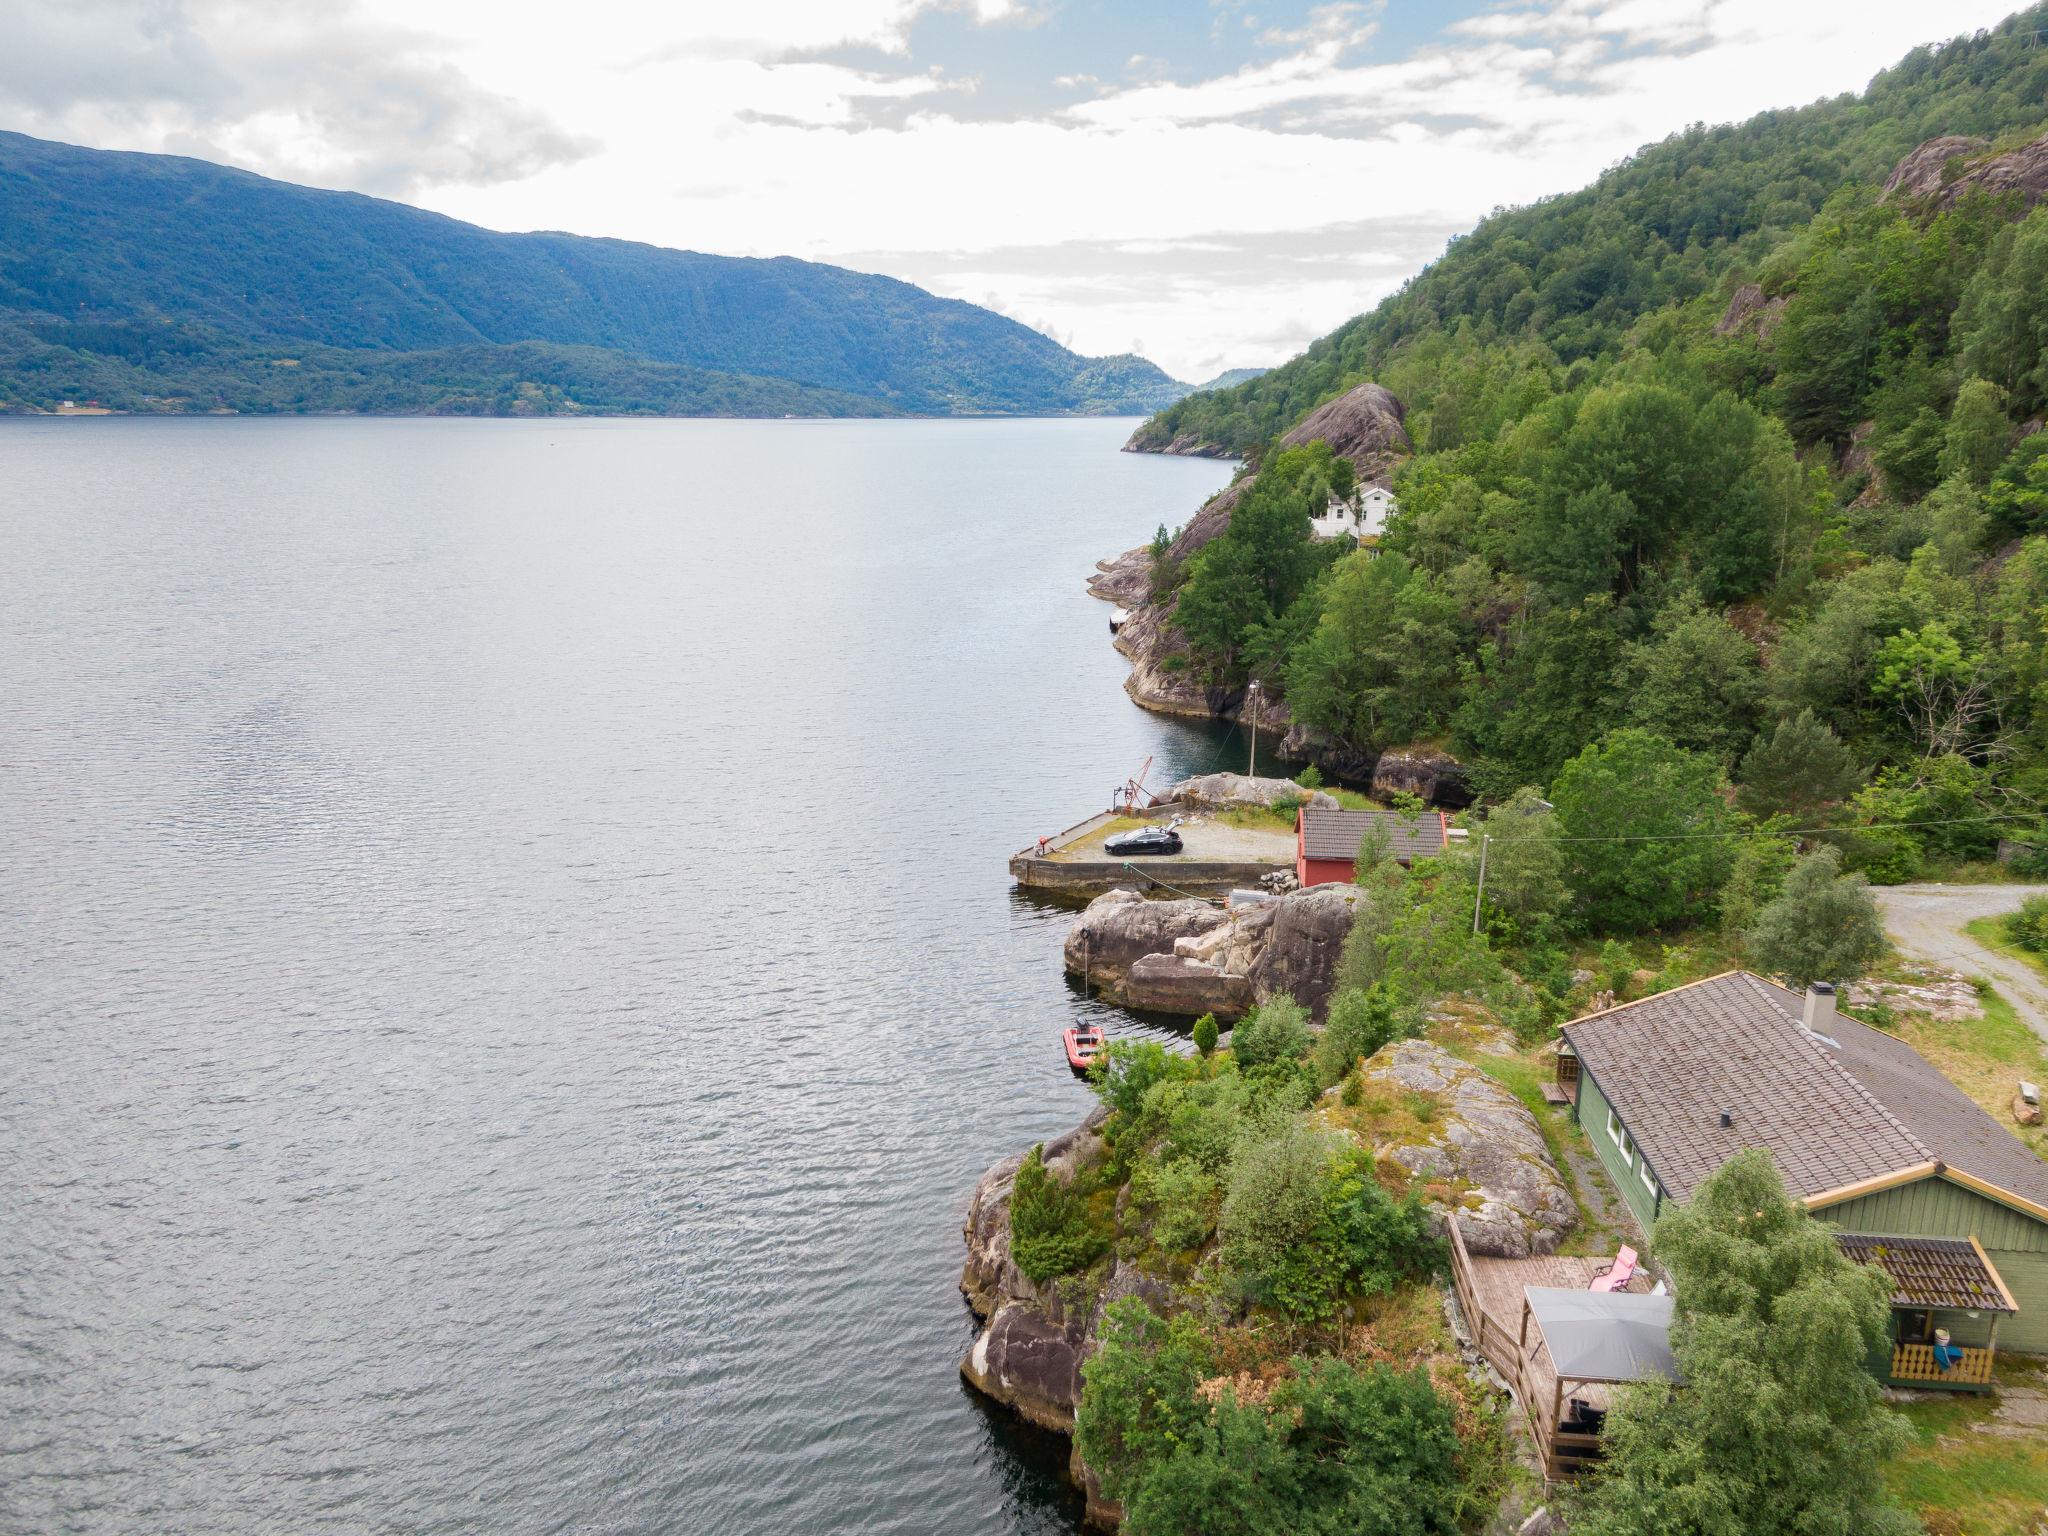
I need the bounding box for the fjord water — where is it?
[0,417,1238,1535]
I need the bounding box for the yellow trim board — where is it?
[1803,1162,1942,1209]
[1968,1233,2022,1314]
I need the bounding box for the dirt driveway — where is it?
[1872,883,2048,1044]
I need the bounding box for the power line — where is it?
[1537,814,2030,845]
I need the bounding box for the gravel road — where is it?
[1871,883,2048,1044]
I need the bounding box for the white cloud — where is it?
[0,0,2030,376]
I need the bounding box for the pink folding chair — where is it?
[1589,1245,1639,1293]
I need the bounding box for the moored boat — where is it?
[1063,1025,1105,1073]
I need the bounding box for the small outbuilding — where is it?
[1294,805,1450,886]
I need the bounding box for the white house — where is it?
[1310,485,1397,543]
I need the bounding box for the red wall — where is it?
[1297,855,1355,887]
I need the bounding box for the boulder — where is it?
[1370,746,1473,808]
[1170,772,1337,812]
[1123,953,1255,1019]
[962,1302,1088,1433]
[1278,381,1412,484]
[1250,883,1361,1021]
[1065,889,1229,989]
[1173,899,1276,974]
[1350,1039,1577,1258]
[1883,131,2048,212]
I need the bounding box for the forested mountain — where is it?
[1132,14,2048,456]
[0,130,1185,417]
[1121,5,2048,884]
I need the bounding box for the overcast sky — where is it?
[1,0,2028,380]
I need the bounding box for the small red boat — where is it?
[1064,1025,1105,1074]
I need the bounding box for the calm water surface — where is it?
[0,417,1245,1535]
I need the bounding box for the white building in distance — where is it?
[1311,485,1397,543]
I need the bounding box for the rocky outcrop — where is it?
[1883,131,2048,212]
[1277,722,1380,787]
[963,1300,1090,1433]
[1347,1040,1577,1258]
[1123,953,1256,1019]
[1174,899,1276,974]
[1369,746,1473,809]
[1249,883,1361,1022]
[1170,773,1336,812]
[1122,424,1238,457]
[1064,889,1231,992]
[960,1109,1111,1432]
[1278,381,1411,485]
[1714,281,1788,342]
[1088,545,1153,608]
[1107,595,1228,719]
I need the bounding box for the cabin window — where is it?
[1607,1110,1635,1170]
[1897,1309,1935,1344]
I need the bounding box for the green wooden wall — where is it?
[1574,1069,1661,1233]
[1823,1178,2048,1355]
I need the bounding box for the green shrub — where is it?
[1076,1300,1217,1502]
[1270,792,1305,818]
[1313,982,1404,1086]
[1229,994,1311,1070]
[2012,894,2048,952]
[1192,1012,1219,1056]
[1160,1071,1254,1172]
[1330,1158,1443,1296]
[1218,1121,1339,1316]
[1295,763,1325,789]
[1119,1357,1463,1536]
[1744,846,1888,986]
[1136,1157,1221,1253]
[1009,1144,1108,1283]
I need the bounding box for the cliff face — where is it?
[1882,130,2048,212]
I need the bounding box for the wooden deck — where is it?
[1448,1223,1650,1480]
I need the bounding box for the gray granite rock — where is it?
[1352,1039,1577,1258]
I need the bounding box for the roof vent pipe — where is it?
[1802,982,1838,1043]
[1719,1110,1733,1129]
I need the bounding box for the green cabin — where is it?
[1558,972,2047,1388]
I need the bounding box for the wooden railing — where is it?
[1447,1222,1599,1480]
[1890,1343,1994,1386]
[1447,1220,1523,1381]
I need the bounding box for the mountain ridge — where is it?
[0,130,1186,418]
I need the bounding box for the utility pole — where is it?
[1471,833,1491,936]
[1247,680,1260,777]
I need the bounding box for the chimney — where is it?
[1802,982,1838,1043]
[1719,1110,1734,1129]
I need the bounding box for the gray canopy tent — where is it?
[1517,1286,1680,1475]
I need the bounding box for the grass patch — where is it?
[1965,915,2048,986]
[1885,1359,2048,1536]
[1866,971,2048,1163]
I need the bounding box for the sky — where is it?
[0,0,2030,381]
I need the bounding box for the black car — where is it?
[1104,825,1183,857]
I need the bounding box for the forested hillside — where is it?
[1132,13,2048,456]
[0,131,1185,417]
[1129,6,2048,887]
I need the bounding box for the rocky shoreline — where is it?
[1093,381,1473,805]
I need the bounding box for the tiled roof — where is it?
[1299,807,1447,864]
[1563,972,2048,1215]
[1834,1232,2016,1312]
[1561,973,1926,1204]
[1816,1013,2048,1209]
